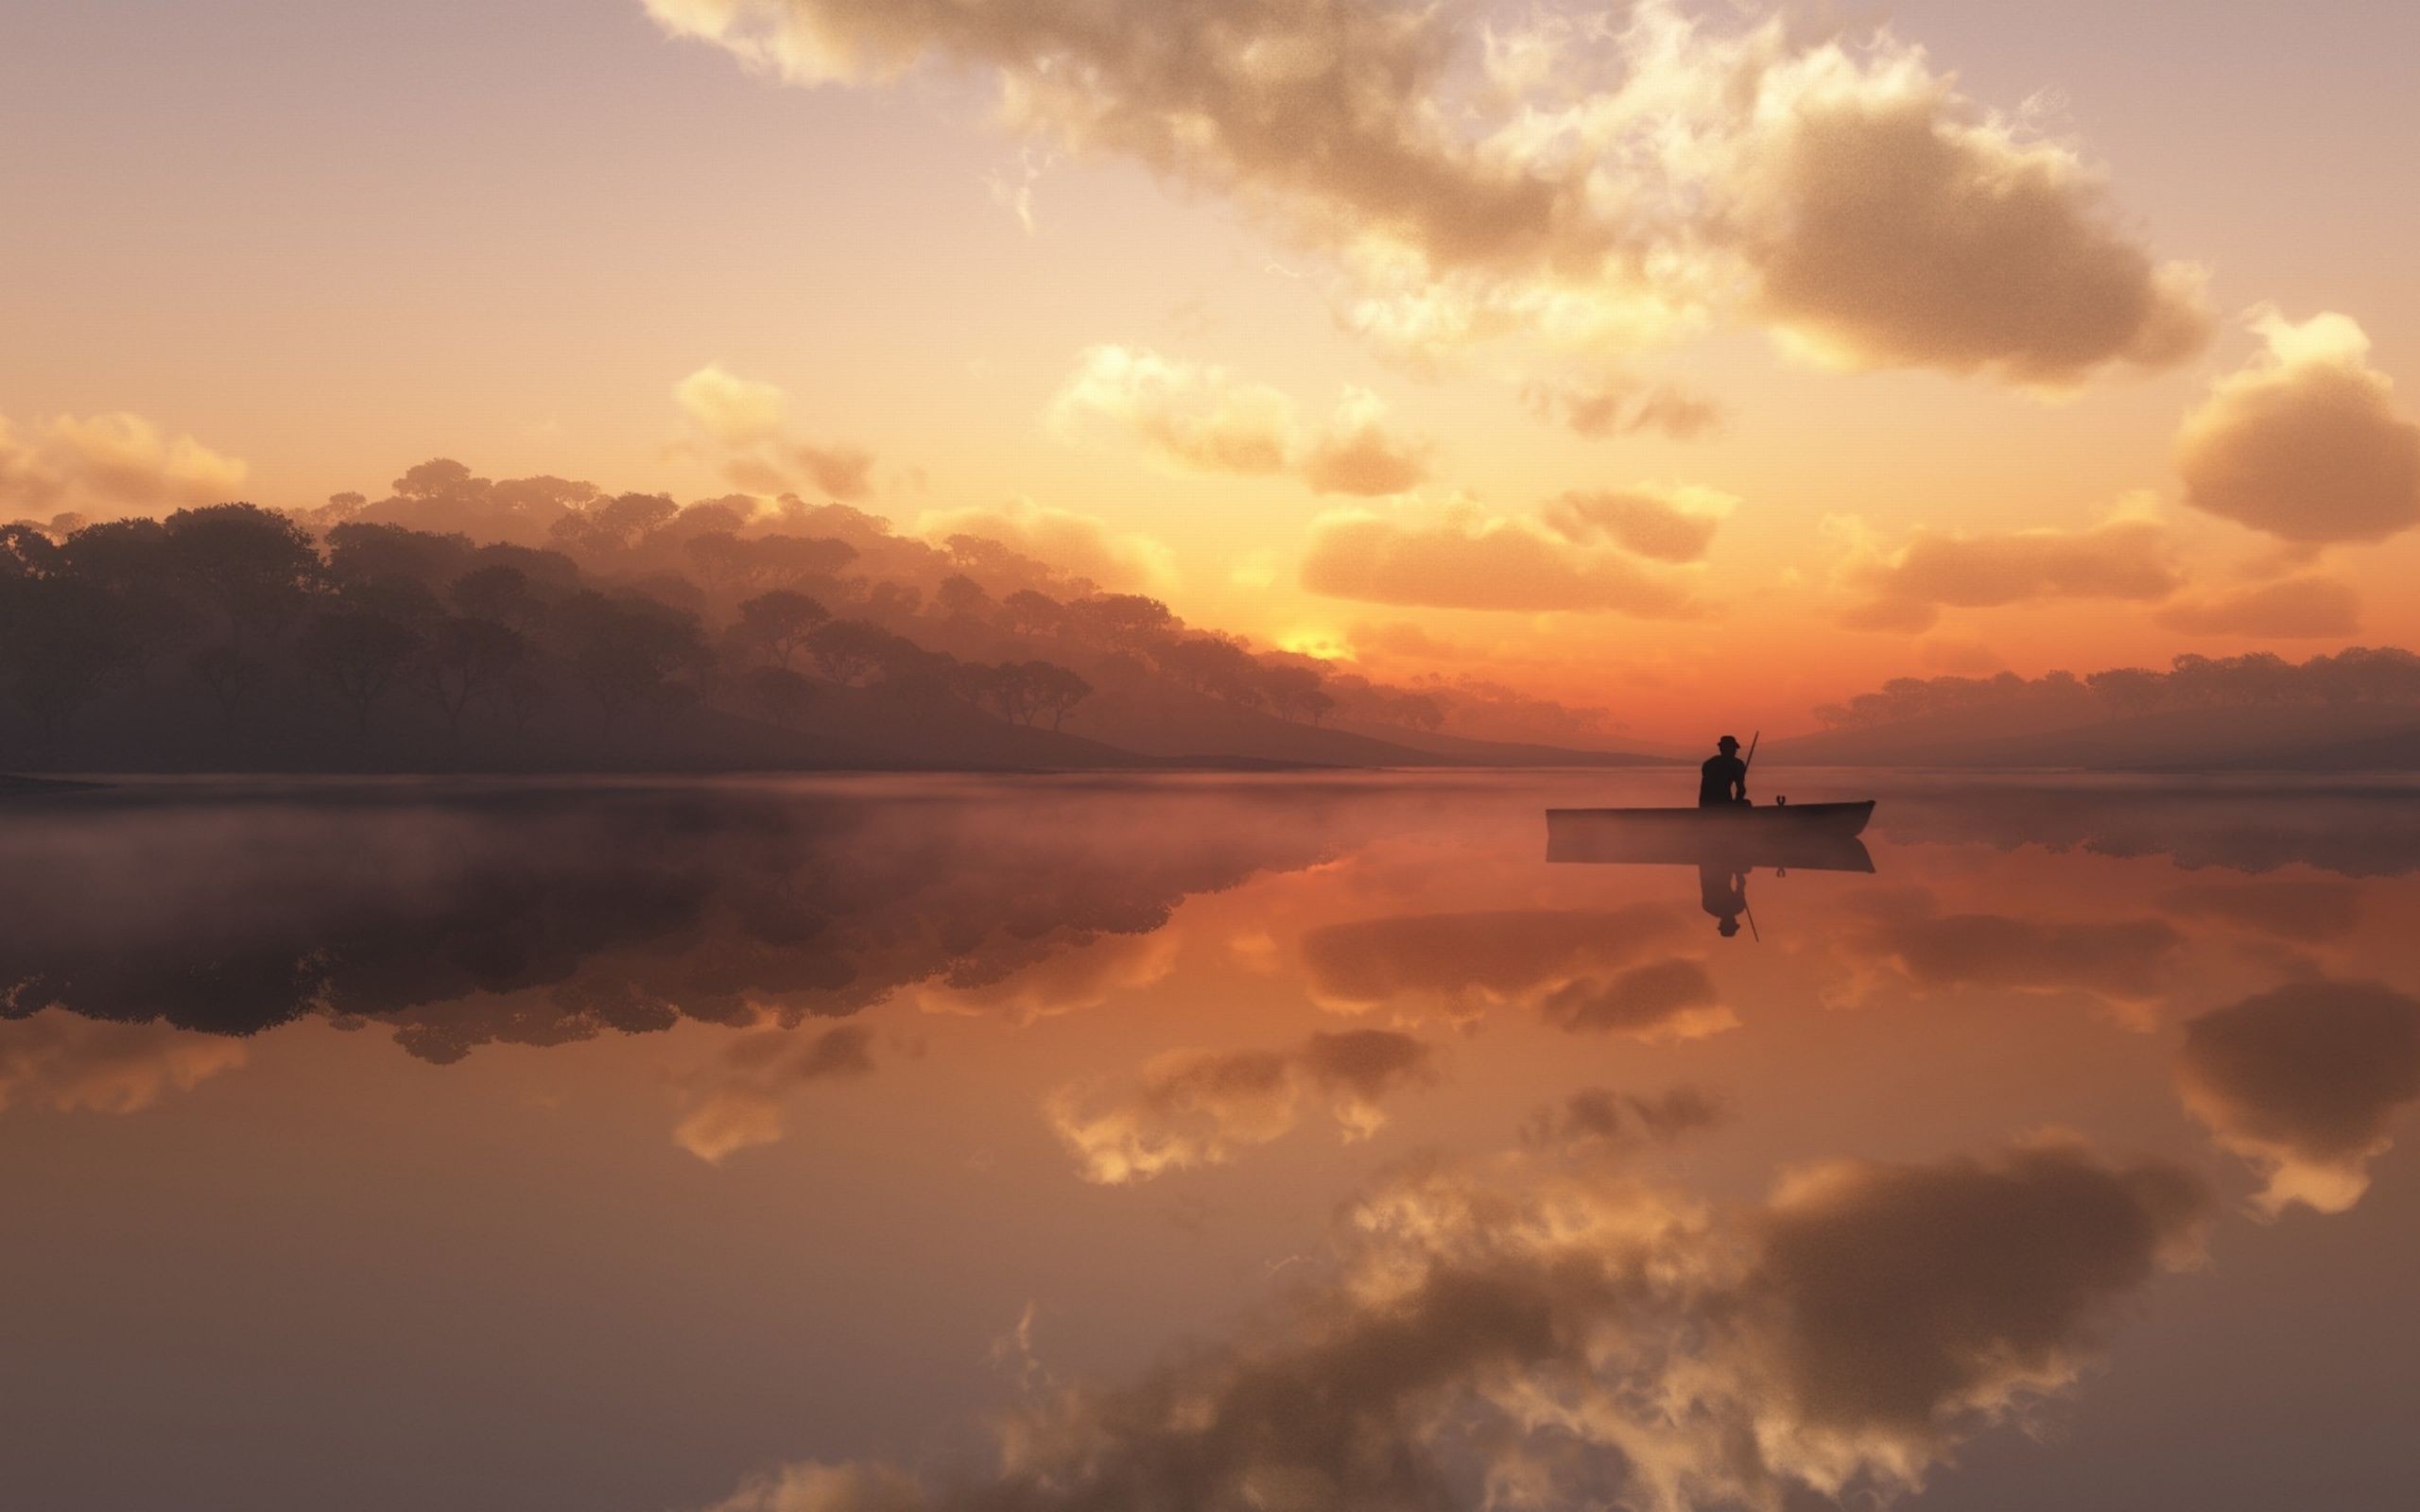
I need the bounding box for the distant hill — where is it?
[1056,679,1660,768]
[1327,719,1670,768]
[1774,702,2420,772]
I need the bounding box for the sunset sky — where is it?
[5,0,2417,735]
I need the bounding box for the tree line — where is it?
[1812,649,2420,731]
[0,503,1105,760]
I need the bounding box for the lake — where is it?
[3,770,2416,1512]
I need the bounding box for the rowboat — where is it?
[1546,800,1876,870]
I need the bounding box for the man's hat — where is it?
[1717,734,1741,751]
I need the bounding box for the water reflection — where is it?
[2,772,2417,1512]
[1546,809,1877,940]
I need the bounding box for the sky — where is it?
[4,0,2417,736]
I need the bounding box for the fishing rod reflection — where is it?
[1547,811,1878,940]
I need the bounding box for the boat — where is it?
[1545,800,1876,871]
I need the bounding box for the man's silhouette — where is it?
[1699,734,1749,807]
[1698,862,1746,937]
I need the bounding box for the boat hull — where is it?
[1545,800,1876,870]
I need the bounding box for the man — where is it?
[1699,734,1749,807]
[1698,862,1747,937]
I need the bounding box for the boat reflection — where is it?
[1547,806,1877,938]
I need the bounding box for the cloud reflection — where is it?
[2177,979,2420,1214]
[1047,1028,1437,1183]
[700,1134,2208,1512]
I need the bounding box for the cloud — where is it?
[1297,387,1434,496]
[0,1013,248,1114]
[1536,958,1737,1041]
[674,1022,876,1164]
[0,411,247,518]
[1835,515,2183,632]
[2176,310,2420,544]
[1302,906,1735,1040]
[1746,1139,2208,1475]
[1344,619,1463,662]
[2177,979,2420,1214]
[1544,485,1737,564]
[1523,1084,1727,1158]
[1049,347,1429,495]
[1301,904,1693,1016]
[1302,503,1706,616]
[1720,32,2211,384]
[675,364,876,500]
[651,2,2207,384]
[2153,574,2361,638]
[1852,905,2184,1012]
[1046,1027,1436,1182]
[1521,375,1726,440]
[916,497,1177,593]
[2154,877,2364,945]
[691,1134,2206,1512]
[1047,345,1293,476]
[914,929,1181,1021]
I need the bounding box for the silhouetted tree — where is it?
[418,617,527,733]
[56,516,199,677]
[300,609,424,733]
[449,563,544,630]
[735,590,829,669]
[1026,662,1093,730]
[999,588,1063,638]
[554,591,710,726]
[1259,662,1331,724]
[744,665,817,729]
[190,644,268,717]
[1065,593,1172,646]
[804,619,894,687]
[0,576,135,730]
[936,574,993,621]
[549,491,680,557]
[1159,634,1265,708]
[162,503,322,642]
[326,521,476,592]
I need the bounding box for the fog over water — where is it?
[3,771,2416,1512]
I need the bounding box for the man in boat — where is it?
[1699,734,1750,807]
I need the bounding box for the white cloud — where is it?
[648,0,2212,383]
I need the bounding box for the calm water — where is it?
[3,771,2416,1512]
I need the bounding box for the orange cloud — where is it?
[1046,1027,1437,1183]
[2154,574,2362,638]
[1296,387,1433,497]
[673,1022,877,1164]
[1835,515,2183,632]
[0,410,247,519]
[674,364,876,500]
[916,497,1176,593]
[1303,503,1706,616]
[2175,310,2420,544]
[1049,347,1430,496]
[1544,485,1736,564]
[1521,374,1726,440]
[0,1014,247,1115]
